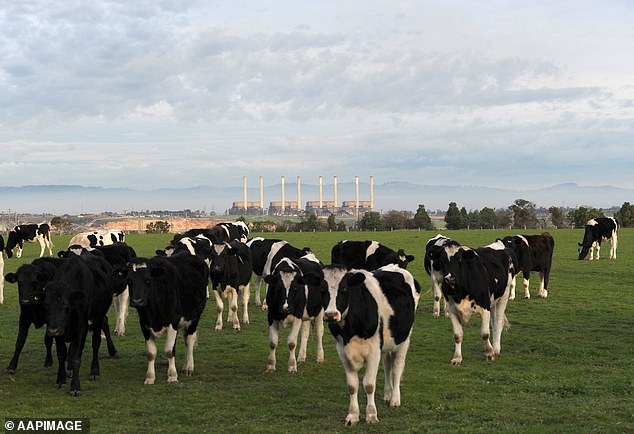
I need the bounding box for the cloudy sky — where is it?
[1,0,633,192]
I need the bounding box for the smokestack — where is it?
[370,176,374,210]
[355,176,359,215]
[319,176,323,208]
[333,176,338,207]
[281,176,285,213]
[243,176,248,211]
[260,176,264,210]
[297,176,301,210]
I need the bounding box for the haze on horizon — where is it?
[1,1,633,193]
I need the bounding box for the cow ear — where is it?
[150,266,167,278]
[463,250,477,261]
[406,255,415,262]
[577,242,582,247]
[347,272,366,287]
[5,272,18,283]
[58,250,68,258]
[155,249,167,256]
[513,238,523,246]
[69,291,86,306]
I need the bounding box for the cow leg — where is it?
[523,272,531,299]
[241,284,250,325]
[432,275,442,318]
[0,268,4,305]
[90,323,103,380]
[228,287,240,331]
[339,349,360,426]
[509,275,517,300]
[114,287,129,336]
[314,311,325,364]
[287,318,302,373]
[480,308,494,361]
[144,337,157,385]
[254,275,263,306]
[16,245,23,258]
[182,330,197,376]
[363,346,381,423]
[165,326,179,383]
[537,272,547,298]
[447,309,464,365]
[266,320,280,372]
[5,313,32,374]
[491,295,510,357]
[613,232,618,259]
[382,351,395,404]
[596,242,601,260]
[261,282,269,311]
[297,320,310,364]
[69,328,88,396]
[38,238,46,258]
[54,337,67,388]
[214,289,224,331]
[44,334,53,368]
[389,339,411,407]
[101,316,118,358]
[590,242,596,260]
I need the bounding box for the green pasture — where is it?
[0,230,632,433]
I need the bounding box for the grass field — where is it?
[0,229,632,433]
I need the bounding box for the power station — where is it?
[229,176,375,217]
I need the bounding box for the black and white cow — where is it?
[0,235,4,304]
[424,234,462,317]
[501,233,555,299]
[4,257,66,374]
[68,230,125,248]
[5,223,54,258]
[578,217,618,261]
[264,253,325,373]
[331,240,415,271]
[209,240,253,331]
[172,221,250,245]
[44,252,117,395]
[125,252,208,384]
[439,244,515,365]
[246,237,311,309]
[321,264,421,425]
[158,235,213,265]
[217,221,250,243]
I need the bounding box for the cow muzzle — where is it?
[324,311,341,322]
[130,298,146,308]
[47,327,63,337]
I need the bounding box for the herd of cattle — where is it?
[0,216,619,425]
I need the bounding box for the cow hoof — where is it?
[485,352,496,362]
[55,383,65,389]
[114,330,125,337]
[182,369,193,376]
[390,399,401,407]
[89,374,99,381]
[233,326,241,332]
[366,414,379,424]
[261,305,268,311]
[345,415,359,426]
[297,356,306,364]
[509,295,516,301]
[144,378,155,385]
[68,390,81,397]
[524,295,531,300]
[265,367,276,373]
[5,368,16,375]
[167,377,179,383]
[451,358,463,366]
[215,325,222,331]
[288,366,298,374]
[433,312,439,318]
[316,358,324,365]
[110,351,119,359]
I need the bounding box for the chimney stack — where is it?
[297,176,301,210]
[319,176,323,208]
[355,176,359,216]
[370,176,374,210]
[333,176,338,207]
[259,176,264,211]
[243,176,248,211]
[281,176,285,213]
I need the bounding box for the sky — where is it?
[1,0,633,192]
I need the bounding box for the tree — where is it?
[444,202,464,230]
[615,202,634,227]
[411,204,435,230]
[466,209,481,229]
[566,207,603,228]
[382,210,410,230]
[146,220,170,234]
[336,221,347,232]
[495,209,513,228]
[479,207,496,229]
[509,199,538,229]
[50,216,70,233]
[548,206,566,228]
[326,214,337,231]
[297,212,324,232]
[359,211,383,231]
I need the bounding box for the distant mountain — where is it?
[0,182,631,214]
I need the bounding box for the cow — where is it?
[68,230,125,248]
[424,234,462,317]
[217,221,250,243]
[439,244,515,365]
[5,223,54,258]
[577,217,618,261]
[125,252,208,384]
[0,235,4,304]
[501,233,555,299]
[44,251,118,396]
[246,237,311,309]
[172,221,249,245]
[158,235,213,266]
[321,264,421,425]
[4,257,66,374]
[209,240,253,331]
[331,240,415,271]
[264,253,325,373]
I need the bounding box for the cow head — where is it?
[264,260,299,316]
[393,249,415,269]
[442,249,488,303]
[44,281,86,337]
[321,264,348,322]
[5,264,51,305]
[323,271,368,323]
[4,231,20,258]
[501,235,531,269]
[125,260,158,308]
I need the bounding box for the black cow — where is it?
[331,240,415,271]
[264,253,325,373]
[424,234,462,317]
[577,217,618,261]
[5,223,54,258]
[4,257,65,374]
[440,244,515,365]
[0,235,4,304]
[44,252,117,396]
[209,240,253,331]
[246,237,311,308]
[125,252,208,384]
[501,233,555,299]
[321,264,421,425]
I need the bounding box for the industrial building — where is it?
[227,175,375,217]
